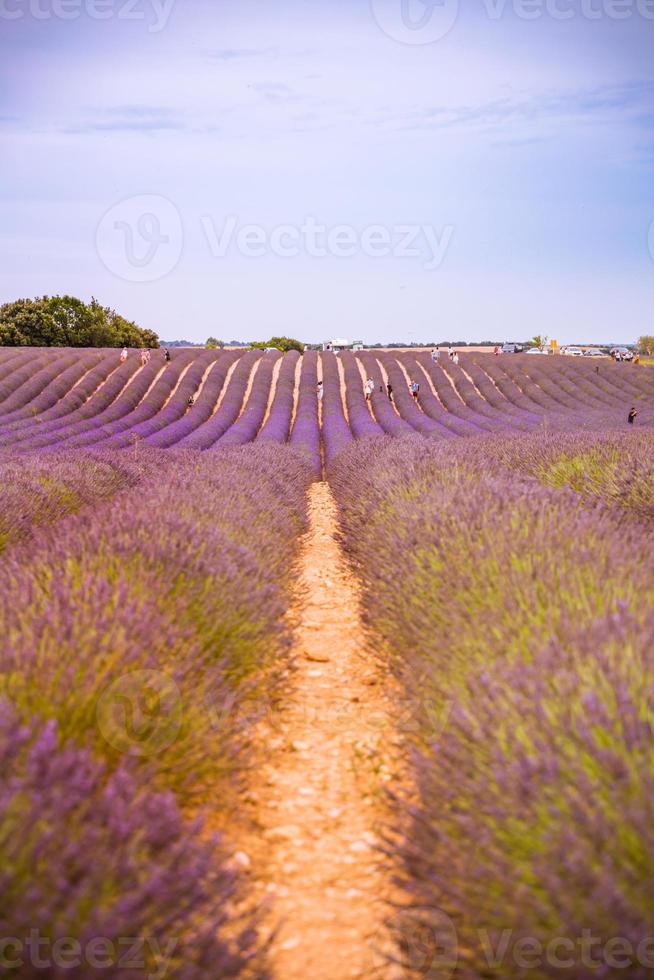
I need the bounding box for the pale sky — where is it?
[1,0,653,344]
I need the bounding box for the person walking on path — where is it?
[364,378,374,401]
[163,348,171,362]
[410,381,420,401]
[140,349,148,366]
[453,351,460,365]
[628,406,638,425]
[316,381,323,402]
[386,382,393,402]
[448,346,454,360]
[120,347,128,363]
[431,349,439,362]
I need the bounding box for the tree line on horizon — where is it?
[1,296,650,356]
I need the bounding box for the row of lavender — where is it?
[319,351,654,459]
[479,429,654,520]
[330,433,654,979]
[0,350,323,470]
[0,444,313,977]
[373,352,653,435]
[283,350,654,454]
[0,450,158,553]
[0,347,651,455]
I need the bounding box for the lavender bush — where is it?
[402,608,654,979]
[355,351,413,437]
[146,351,239,448]
[258,350,299,444]
[0,352,104,428]
[0,352,71,413]
[486,429,654,519]
[288,350,321,476]
[461,354,541,426]
[67,351,197,448]
[179,351,261,449]
[378,353,454,439]
[0,438,313,977]
[471,354,550,417]
[0,445,312,802]
[0,703,261,978]
[330,435,654,978]
[100,351,218,447]
[401,353,490,436]
[339,352,384,439]
[18,359,161,451]
[0,449,157,551]
[320,352,353,464]
[217,351,281,447]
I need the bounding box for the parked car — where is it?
[563,347,584,357]
[525,347,549,355]
[584,349,605,357]
[610,347,634,361]
[501,343,523,354]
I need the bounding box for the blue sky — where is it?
[1,0,653,344]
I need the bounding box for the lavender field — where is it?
[0,347,652,462]
[1,347,654,978]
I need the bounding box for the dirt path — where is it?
[242,482,405,979]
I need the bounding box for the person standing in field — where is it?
[628,407,638,425]
[410,381,420,400]
[431,349,438,362]
[448,346,454,360]
[453,351,460,365]
[386,381,393,402]
[120,347,128,363]
[494,346,499,356]
[317,380,323,402]
[163,348,171,362]
[364,378,374,401]
[140,349,147,366]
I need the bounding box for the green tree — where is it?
[250,336,304,353]
[638,335,654,356]
[205,337,225,349]
[529,334,548,350]
[0,296,158,348]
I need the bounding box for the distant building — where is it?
[322,338,365,352]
